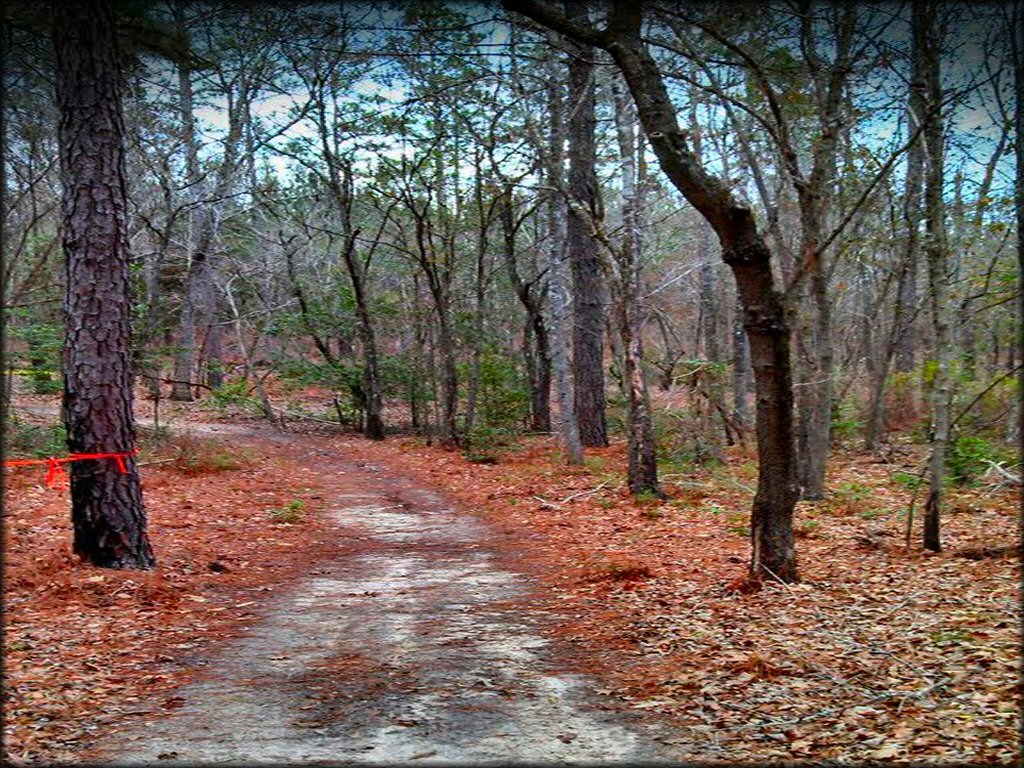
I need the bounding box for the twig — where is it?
[982,459,1022,486]
[137,457,179,467]
[560,479,612,504]
[531,495,561,509]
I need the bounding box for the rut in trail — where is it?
[103,434,688,765]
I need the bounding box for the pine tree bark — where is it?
[566,5,609,447]
[53,0,155,569]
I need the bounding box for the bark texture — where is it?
[544,53,584,465]
[54,0,155,569]
[1016,0,1024,520]
[565,7,609,447]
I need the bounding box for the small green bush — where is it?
[891,470,925,491]
[271,499,305,523]
[206,380,255,413]
[947,435,995,486]
[3,416,67,458]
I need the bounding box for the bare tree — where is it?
[918,1,950,552]
[507,0,799,582]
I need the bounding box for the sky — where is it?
[179,1,1016,212]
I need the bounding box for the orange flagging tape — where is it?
[3,451,135,490]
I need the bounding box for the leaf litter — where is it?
[2,393,1020,764]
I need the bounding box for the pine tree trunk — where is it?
[54,0,155,569]
[566,12,608,447]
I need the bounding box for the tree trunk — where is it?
[566,8,608,447]
[506,0,798,580]
[918,1,950,552]
[612,72,661,497]
[545,52,584,465]
[54,0,155,569]
[791,3,854,500]
[698,221,720,362]
[896,21,927,377]
[464,152,491,442]
[1015,0,1024,518]
[170,2,202,401]
[732,297,751,431]
[501,183,551,433]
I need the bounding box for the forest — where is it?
[2,1,1021,764]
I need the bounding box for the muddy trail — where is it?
[92,423,687,765]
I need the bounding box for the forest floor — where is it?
[2,389,1021,764]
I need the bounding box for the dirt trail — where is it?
[98,424,685,764]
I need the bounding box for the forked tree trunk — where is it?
[501,184,552,433]
[53,0,155,569]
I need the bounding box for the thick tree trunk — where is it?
[566,10,608,448]
[54,0,155,569]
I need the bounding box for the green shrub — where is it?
[891,470,925,491]
[3,416,67,458]
[271,499,305,523]
[170,434,243,474]
[205,380,256,413]
[463,424,516,464]
[947,435,995,486]
[830,399,863,444]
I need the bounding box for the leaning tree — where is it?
[506,0,799,583]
